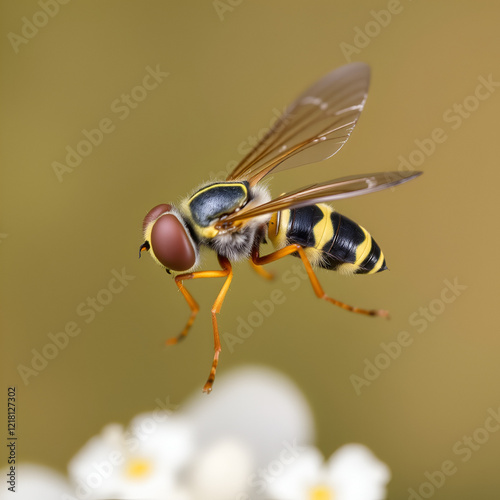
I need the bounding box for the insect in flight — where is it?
[139,62,422,393]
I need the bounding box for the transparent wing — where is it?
[226,62,370,185]
[219,171,422,224]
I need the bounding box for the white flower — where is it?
[265,444,390,500]
[0,464,73,500]
[3,366,391,500]
[67,412,193,499]
[179,365,316,499]
[181,365,315,467]
[187,437,254,500]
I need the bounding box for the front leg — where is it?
[165,273,200,346]
[203,255,233,393]
[166,255,233,393]
[167,269,224,346]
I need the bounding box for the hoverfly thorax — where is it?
[140,204,199,273]
[184,181,251,238]
[179,181,272,262]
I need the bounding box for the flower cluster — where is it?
[1,367,390,500]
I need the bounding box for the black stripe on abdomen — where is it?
[286,205,324,248]
[320,212,365,270]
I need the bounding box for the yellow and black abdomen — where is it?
[268,203,387,275]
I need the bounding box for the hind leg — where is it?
[251,244,389,318]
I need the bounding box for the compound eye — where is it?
[143,204,172,232]
[150,214,196,271]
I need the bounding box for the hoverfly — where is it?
[140,62,421,393]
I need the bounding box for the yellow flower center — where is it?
[310,485,333,500]
[126,458,152,479]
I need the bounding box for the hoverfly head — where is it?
[140,204,198,273]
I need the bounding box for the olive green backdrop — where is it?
[1,1,500,498]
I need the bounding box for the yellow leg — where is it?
[167,255,233,393]
[249,259,275,280]
[203,255,233,393]
[251,244,389,318]
[166,278,199,346]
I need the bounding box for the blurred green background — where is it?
[1,1,500,498]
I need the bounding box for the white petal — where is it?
[128,412,194,468]
[68,417,195,499]
[265,446,324,500]
[0,464,72,500]
[67,423,128,498]
[112,469,179,500]
[189,438,254,500]
[326,444,391,500]
[182,365,315,467]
